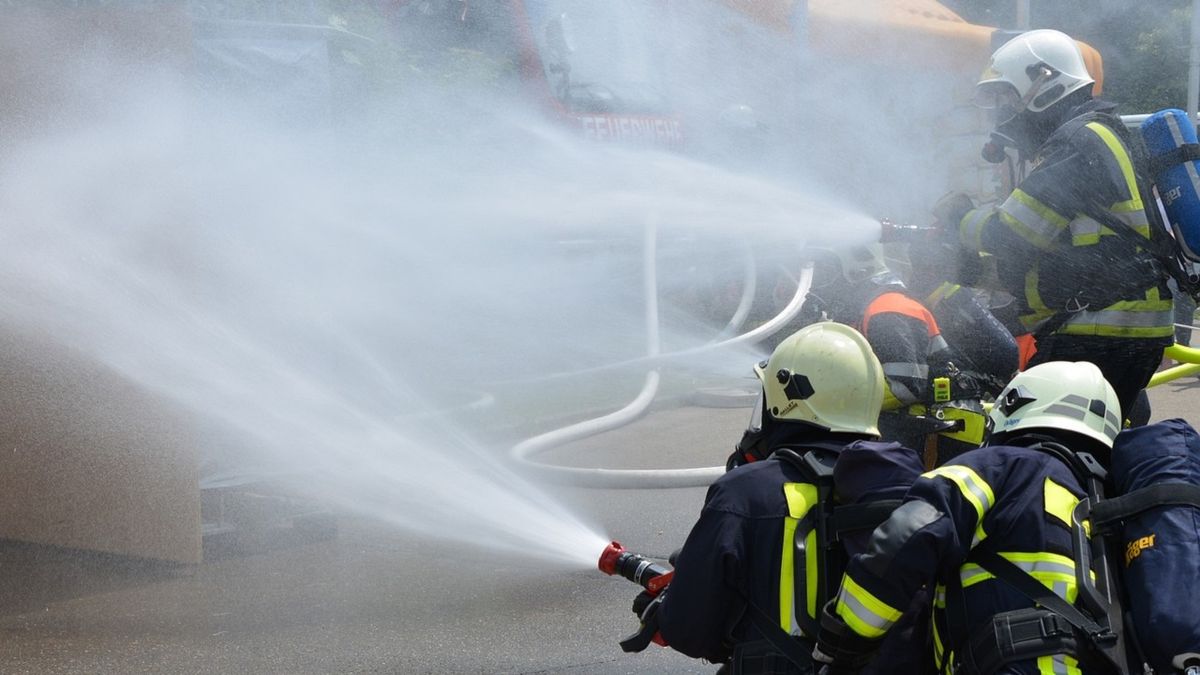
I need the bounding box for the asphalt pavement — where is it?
[0,381,1196,675]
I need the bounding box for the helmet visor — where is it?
[973,81,1021,111]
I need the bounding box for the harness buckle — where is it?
[1065,296,1090,313]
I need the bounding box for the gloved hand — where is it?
[632,590,657,617]
[812,600,882,674]
[620,591,668,652]
[931,191,974,233]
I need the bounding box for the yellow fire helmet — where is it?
[754,322,885,436]
[990,361,1121,449]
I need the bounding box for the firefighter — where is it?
[647,322,929,674]
[799,244,988,465]
[814,360,1123,674]
[933,29,1174,423]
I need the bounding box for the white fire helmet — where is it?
[975,29,1095,115]
[755,322,884,436]
[989,361,1121,449]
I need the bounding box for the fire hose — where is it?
[509,218,814,489]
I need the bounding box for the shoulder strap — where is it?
[829,500,903,539]
[1147,142,1200,177]
[741,597,820,671]
[1079,112,1183,263]
[1090,482,1200,532]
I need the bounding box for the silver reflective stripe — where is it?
[883,362,929,379]
[961,209,990,251]
[888,380,918,405]
[959,557,1075,588]
[1062,394,1089,407]
[1105,409,1120,428]
[1051,654,1074,674]
[1071,212,1148,241]
[933,466,994,515]
[1069,216,1101,238]
[1003,194,1063,243]
[1042,403,1088,421]
[1066,307,1174,328]
[836,587,895,634]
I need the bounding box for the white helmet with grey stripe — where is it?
[989,361,1121,449]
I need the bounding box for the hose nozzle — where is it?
[879,218,937,243]
[598,540,673,594]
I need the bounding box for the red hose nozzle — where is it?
[598,540,626,576]
[598,540,673,594]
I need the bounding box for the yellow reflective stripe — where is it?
[780,483,817,633]
[1113,198,1144,214]
[835,576,902,638]
[1039,654,1083,675]
[972,521,988,548]
[922,465,995,526]
[958,551,1080,603]
[938,406,989,445]
[805,529,818,621]
[1001,189,1069,249]
[1020,268,1056,333]
[959,208,990,252]
[1058,303,1175,337]
[1085,122,1142,209]
[932,617,945,666]
[926,282,961,309]
[1044,477,1080,528]
[881,386,904,411]
[1069,212,1150,246]
[783,483,817,519]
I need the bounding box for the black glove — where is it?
[632,590,656,617]
[620,591,666,653]
[812,600,882,674]
[931,191,974,234]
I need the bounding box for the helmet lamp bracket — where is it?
[999,385,1037,416]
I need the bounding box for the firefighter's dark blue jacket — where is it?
[956,98,1173,340]
[657,440,922,670]
[834,442,1092,674]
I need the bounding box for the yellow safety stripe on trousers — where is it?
[1021,271,1174,338]
[1044,477,1080,528]
[780,482,818,635]
[1021,268,1056,331]
[1039,654,1084,675]
[1056,296,1175,338]
[1000,189,1070,250]
[835,575,903,638]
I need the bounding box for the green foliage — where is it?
[942,0,1194,113]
